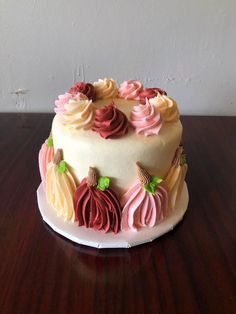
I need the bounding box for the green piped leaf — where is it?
[144,176,162,195]
[57,160,67,173]
[152,176,163,185]
[180,153,187,165]
[97,176,110,191]
[47,137,53,147]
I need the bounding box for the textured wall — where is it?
[0,0,236,114]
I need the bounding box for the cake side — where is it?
[52,97,182,195]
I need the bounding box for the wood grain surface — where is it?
[0,114,235,314]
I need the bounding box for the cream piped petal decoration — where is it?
[46,149,77,222]
[164,146,188,210]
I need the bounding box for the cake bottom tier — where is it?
[37,182,189,249]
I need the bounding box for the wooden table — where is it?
[0,114,235,314]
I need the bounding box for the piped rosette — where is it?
[121,163,168,231]
[73,167,122,233]
[164,145,188,210]
[54,93,72,115]
[130,98,162,136]
[118,80,143,100]
[69,81,95,101]
[149,94,179,123]
[92,101,129,139]
[61,93,95,130]
[139,88,167,104]
[38,136,54,186]
[93,78,118,99]
[46,149,76,222]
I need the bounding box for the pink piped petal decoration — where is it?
[121,180,168,231]
[38,139,54,186]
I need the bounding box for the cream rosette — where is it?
[149,94,179,122]
[93,78,118,99]
[61,93,94,130]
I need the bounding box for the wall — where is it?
[0,0,236,115]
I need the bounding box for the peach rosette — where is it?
[149,94,179,122]
[93,78,118,99]
[61,93,95,130]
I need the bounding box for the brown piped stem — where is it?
[136,162,151,185]
[172,146,183,167]
[53,149,63,165]
[87,167,97,187]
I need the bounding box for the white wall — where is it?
[0,0,235,115]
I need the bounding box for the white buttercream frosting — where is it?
[52,98,182,196]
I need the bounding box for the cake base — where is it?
[37,183,189,249]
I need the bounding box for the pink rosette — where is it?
[118,80,143,100]
[130,98,162,136]
[54,93,72,114]
[121,163,168,231]
[139,88,167,104]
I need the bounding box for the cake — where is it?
[38,78,188,245]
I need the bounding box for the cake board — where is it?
[37,182,189,249]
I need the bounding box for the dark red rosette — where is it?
[74,167,122,234]
[139,88,167,104]
[69,82,95,101]
[92,101,129,139]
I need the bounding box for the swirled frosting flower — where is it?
[54,93,72,114]
[93,78,118,99]
[130,99,162,136]
[149,94,179,122]
[118,80,143,100]
[69,82,95,100]
[61,93,94,130]
[92,102,129,139]
[139,87,167,104]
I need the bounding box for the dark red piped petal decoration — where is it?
[73,169,122,234]
[69,82,95,101]
[92,102,129,139]
[139,88,167,104]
